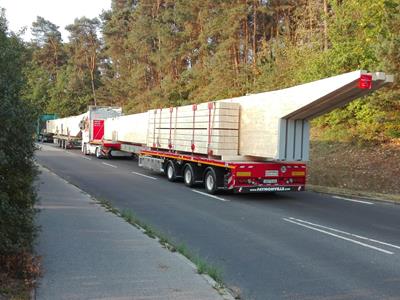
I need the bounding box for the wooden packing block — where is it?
[147,141,237,150]
[153,134,238,143]
[149,128,239,137]
[149,109,240,119]
[148,134,238,144]
[148,101,239,114]
[148,122,239,130]
[149,115,239,123]
[155,137,238,148]
[148,116,239,125]
[151,142,239,156]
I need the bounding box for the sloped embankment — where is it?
[308,140,400,195]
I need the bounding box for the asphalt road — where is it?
[36,144,400,300]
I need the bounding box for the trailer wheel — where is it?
[83,143,88,155]
[183,164,195,187]
[166,161,177,182]
[204,168,217,194]
[95,147,103,159]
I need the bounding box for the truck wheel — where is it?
[166,161,177,182]
[83,144,88,155]
[95,147,103,159]
[183,164,195,187]
[204,168,217,194]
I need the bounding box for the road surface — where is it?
[36,144,400,300]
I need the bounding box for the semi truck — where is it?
[37,114,58,142]
[80,106,125,158]
[46,70,393,194]
[47,112,87,149]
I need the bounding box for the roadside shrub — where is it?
[0,9,38,280]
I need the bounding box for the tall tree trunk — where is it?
[244,0,248,65]
[90,55,97,106]
[49,38,58,78]
[323,0,328,51]
[233,45,240,77]
[308,0,313,42]
[252,0,257,71]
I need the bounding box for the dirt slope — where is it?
[308,140,400,195]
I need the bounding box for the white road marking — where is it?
[131,171,157,180]
[191,190,229,202]
[82,156,92,160]
[283,218,393,255]
[102,162,117,168]
[332,195,374,205]
[289,217,400,250]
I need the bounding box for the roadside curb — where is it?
[307,184,400,205]
[36,163,236,300]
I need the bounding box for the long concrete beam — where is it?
[222,70,393,160]
[283,71,393,120]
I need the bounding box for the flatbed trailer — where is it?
[53,135,82,149]
[139,149,306,194]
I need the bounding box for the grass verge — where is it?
[96,198,224,285]
[307,184,400,203]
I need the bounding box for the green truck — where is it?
[37,114,58,142]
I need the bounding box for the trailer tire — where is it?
[83,144,88,155]
[204,168,218,194]
[166,161,177,182]
[183,164,195,187]
[95,147,103,159]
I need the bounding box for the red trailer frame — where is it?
[139,149,306,194]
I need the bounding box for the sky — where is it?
[0,0,111,41]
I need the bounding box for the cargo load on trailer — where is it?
[104,70,392,161]
[218,70,392,160]
[47,113,87,148]
[37,114,58,142]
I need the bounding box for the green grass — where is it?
[97,198,120,215]
[174,244,223,284]
[97,200,224,285]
